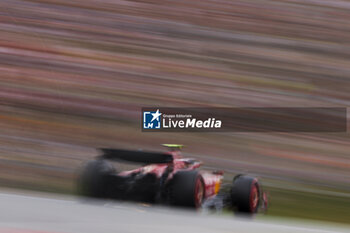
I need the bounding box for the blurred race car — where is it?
[78,144,268,215]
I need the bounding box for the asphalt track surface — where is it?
[0,191,348,233]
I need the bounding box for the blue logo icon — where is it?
[143,109,162,129]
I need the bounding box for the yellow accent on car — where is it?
[161,144,184,149]
[214,181,221,194]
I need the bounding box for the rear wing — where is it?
[98,148,173,164]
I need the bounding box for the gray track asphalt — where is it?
[0,191,348,233]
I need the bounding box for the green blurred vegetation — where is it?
[264,186,350,225]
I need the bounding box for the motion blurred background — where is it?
[0,0,349,225]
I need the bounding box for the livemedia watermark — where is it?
[141,107,347,132]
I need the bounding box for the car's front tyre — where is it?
[231,175,260,215]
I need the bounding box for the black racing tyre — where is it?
[77,159,116,198]
[169,170,205,208]
[231,175,260,214]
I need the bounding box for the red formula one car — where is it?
[78,144,268,215]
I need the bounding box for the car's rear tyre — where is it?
[77,159,115,198]
[169,170,205,208]
[231,175,260,215]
